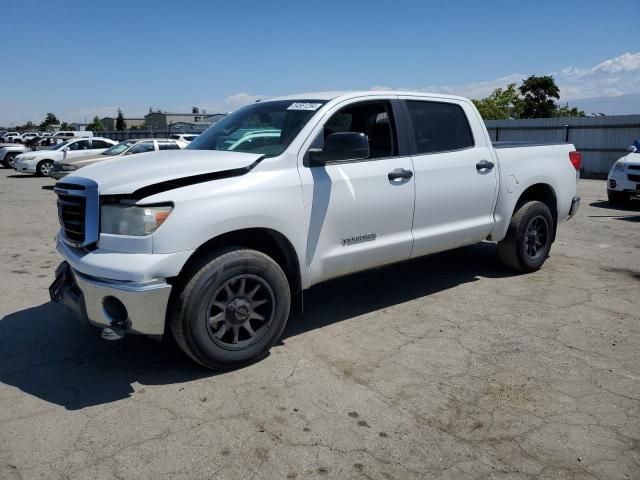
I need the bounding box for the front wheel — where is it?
[169,248,291,370]
[498,201,554,273]
[36,160,53,177]
[2,153,17,168]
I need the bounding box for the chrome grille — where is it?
[54,179,100,247]
[57,193,86,244]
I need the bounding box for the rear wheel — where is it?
[36,160,53,177]
[169,248,291,370]
[607,189,628,207]
[498,201,554,273]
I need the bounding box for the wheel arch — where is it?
[513,183,558,239]
[174,227,303,309]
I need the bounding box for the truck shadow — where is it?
[0,242,510,410]
[589,200,640,211]
[284,242,509,339]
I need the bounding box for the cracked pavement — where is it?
[0,170,638,479]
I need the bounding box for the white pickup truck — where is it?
[50,91,581,369]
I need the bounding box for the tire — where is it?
[498,200,554,273]
[607,189,628,207]
[169,248,291,370]
[2,153,17,169]
[36,159,53,177]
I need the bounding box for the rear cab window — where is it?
[404,101,474,154]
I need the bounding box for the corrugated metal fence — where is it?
[485,115,640,175]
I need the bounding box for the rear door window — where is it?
[69,139,92,150]
[405,101,474,154]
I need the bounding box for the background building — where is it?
[100,117,145,130]
[144,112,225,131]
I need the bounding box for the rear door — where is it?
[299,98,416,284]
[399,97,498,257]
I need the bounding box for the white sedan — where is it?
[13,137,116,176]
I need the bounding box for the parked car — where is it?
[20,132,40,143]
[13,137,116,176]
[607,139,640,206]
[3,132,21,143]
[51,138,187,179]
[0,143,29,168]
[50,91,580,369]
[169,134,199,143]
[52,131,93,140]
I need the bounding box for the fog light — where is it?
[608,179,616,188]
[102,296,129,328]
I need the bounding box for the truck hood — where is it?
[64,149,264,195]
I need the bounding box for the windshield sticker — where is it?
[287,102,323,111]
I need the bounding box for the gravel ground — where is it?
[0,170,638,480]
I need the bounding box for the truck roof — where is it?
[268,90,471,103]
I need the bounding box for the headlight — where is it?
[101,203,173,236]
[613,161,625,171]
[62,165,77,171]
[22,155,36,160]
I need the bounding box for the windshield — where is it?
[187,100,326,157]
[102,140,136,156]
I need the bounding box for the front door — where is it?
[299,99,416,285]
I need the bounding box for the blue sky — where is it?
[1,0,639,125]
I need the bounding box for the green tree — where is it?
[554,103,584,118]
[60,122,70,130]
[192,106,199,114]
[86,116,103,132]
[472,83,523,120]
[18,120,36,131]
[39,112,59,130]
[116,109,127,130]
[519,75,560,118]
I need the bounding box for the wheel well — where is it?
[514,183,558,237]
[177,228,302,301]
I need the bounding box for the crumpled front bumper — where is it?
[50,261,172,337]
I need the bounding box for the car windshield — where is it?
[187,100,326,157]
[102,140,136,156]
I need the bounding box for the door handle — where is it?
[388,168,413,181]
[476,160,494,171]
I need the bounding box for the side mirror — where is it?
[628,145,638,153]
[63,147,70,152]
[308,132,370,166]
